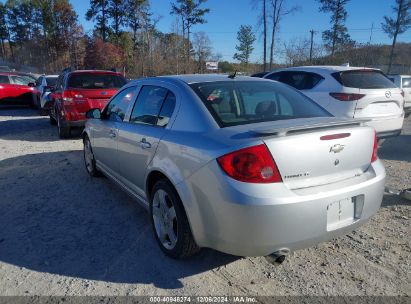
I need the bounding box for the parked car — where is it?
[35,74,59,115]
[49,69,127,138]
[0,72,38,107]
[262,66,405,139]
[83,74,385,260]
[250,71,270,78]
[387,74,411,117]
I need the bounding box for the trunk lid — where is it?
[71,88,118,113]
[254,118,375,189]
[354,88,404,118]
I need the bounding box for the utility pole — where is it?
[369,23,374,44]
[309,29,315,64]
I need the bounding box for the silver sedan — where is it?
[83,74,385,259]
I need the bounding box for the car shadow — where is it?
[379,134,411,162]
[0,108,83,141]
[381,194,410,208]
[0,151,238,288]
[0,107,38,117]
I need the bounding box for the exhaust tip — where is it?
[265,249,290,266]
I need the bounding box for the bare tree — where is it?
[268,0,299,69]
[170,0,210,71]
[193,31,212,73]
[382,0,411,73]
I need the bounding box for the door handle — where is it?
[140,138,151,149]
[109,129,116,138]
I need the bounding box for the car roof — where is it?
[68,70,123,75]
[270,65,381,73]
[154,74,266,84]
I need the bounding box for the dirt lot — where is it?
[0,108,409,296]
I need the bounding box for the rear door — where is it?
[92,86,138,177]
[117,85,177,196]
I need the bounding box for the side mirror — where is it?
[86,108,101,119]
[28,82,35,87]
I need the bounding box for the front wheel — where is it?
[150,179,200,259]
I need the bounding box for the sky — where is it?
[70,0,411,63]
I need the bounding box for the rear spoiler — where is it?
[249,118,370,137]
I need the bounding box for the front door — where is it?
[92,86,138,176]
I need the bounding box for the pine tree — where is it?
[317,0,353,55]
[86,0,110,42]
[382,0,411,73]
[233,25,256,65]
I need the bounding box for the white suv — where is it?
[387,74,411,117]
[263,66,405,138]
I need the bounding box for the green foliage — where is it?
[382,0,411,37]
[233,25,255,64]
[317,0,354,55]
[86,0,111,42]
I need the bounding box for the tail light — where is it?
[217,144,282,183]
[371,131,378,163]
[62,90,84,105]
[329,92,365,101]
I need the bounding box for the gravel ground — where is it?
[0,108,409,296]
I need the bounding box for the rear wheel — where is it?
[57,115,71,139]
[150,179,200,259]
[84,136,101,177]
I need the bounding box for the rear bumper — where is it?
[60,119,87,128]
[178,159,386,257]
[376,129,402,139]
[361,113,404,137]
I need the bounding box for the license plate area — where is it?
[326,196,363,231]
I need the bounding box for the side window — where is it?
[265,72,282,81]
[36,77,43,86]
[55,76,64,91]
[11,75,29,85]
[278,72,323,90]
[105,86,137,122]
[0,75,9,84]
[130,86,168,125]
[157,91,176,127]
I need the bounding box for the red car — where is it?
[49,70,127,138]
[0,72,38,106]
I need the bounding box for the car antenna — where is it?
[228,71,237,79]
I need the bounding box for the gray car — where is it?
[82,74,385,260]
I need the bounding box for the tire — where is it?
[150,179,200,259]
[57,115,71,139]
[49,110,57,125]
[83,136,102,177]
[38,108,48,116]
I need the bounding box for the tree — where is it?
[108,0,126,43]
[86,0,110,42]
[233,25,256,65]
[317,0,353,55]
[268,0,299,69]
[382,0,411,73]
[193,31,212,73]
[84,37,125,69]
[170,0,209,68]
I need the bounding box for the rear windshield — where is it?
[190,81,330,127]
[402,77,411,88]
[333,70,395,89]
[68,73,126,89]
[46,77,58,86]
